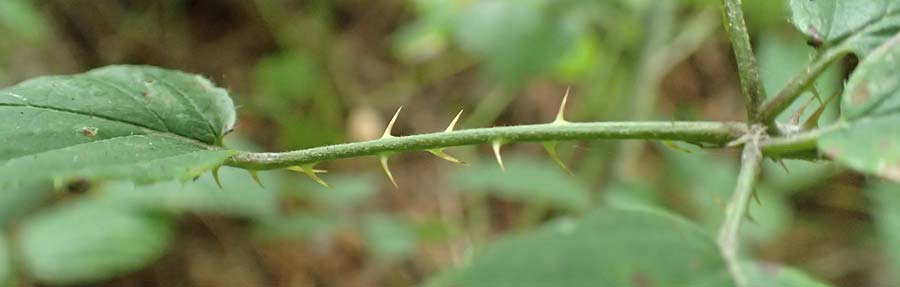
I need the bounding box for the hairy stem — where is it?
[226,121,746,170]
[720,0,766,123]
[759,47,850,126]
[718,133,763,287]
[759,124,842,158]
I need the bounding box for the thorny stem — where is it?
[226,121,747,170]
[717,126,764,287]
[759,47,850,127]
[759,124,842,159]
[720,0,766,123]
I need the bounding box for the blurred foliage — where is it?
[451,157,589,212]
[0,234,12,286]
[0,0,896,286]
[868,181,900,286]
[18,199,173,285]
[430,207,724,287]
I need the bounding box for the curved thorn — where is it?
[212,166,224,190]
[445,110,464,132]
[663,141,693,153]
[249,170,265,188]
[492,140,505,172]
[542,141,572,175]
[429,148,468,165]
[382,106,403,139]
[286,165,331,188]
[803,90,839,129]
[380,155,398,188]
[554,87,570,123]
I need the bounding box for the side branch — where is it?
[720,0,766,123]
[759,47,849,126]
[717,128,764,287]
[226,121,747,170]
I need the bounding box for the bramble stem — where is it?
[717,130,763,287]
[226,121,747,170]
[759,47,850,126]
[720,0,766,123]
[759,124,841,159]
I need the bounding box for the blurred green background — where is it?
[1,0,898,286]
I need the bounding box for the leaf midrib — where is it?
[0,103,218,151]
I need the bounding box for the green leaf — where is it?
[428,207,724,287]
[17,199,173,285]
[0,234,13,287]
[819,34,900,182]
[451,157,590,211]
[453,0,584,85]
[789,0,900,55]
[0,181,53,225]
[690,261,833,287]
[363,215,416,262]
[867,181,900,285]
[0,65,238,186]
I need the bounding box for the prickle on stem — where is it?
[492,140,505,172]
[287,164,330,188]
[382,106,403,139]
[543,141,572,175]
[553,87,571,124]
[249,170,264,188]
[428,110,467,165]
[380,154,398,188]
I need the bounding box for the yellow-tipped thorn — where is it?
[286,165,331,188]
[492,140,505,172]
[382,106,403,139]
[429,149,468,165]
[249,170,265,188]
[380,155,398,188]
[445,110,464,132]
[663,141,693,153]
[212,166,224,190]
[543,142,572,175]
[554,87,570,123]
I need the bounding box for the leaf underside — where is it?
[819,33,900,182]
[790,0,900,55]
[0,65,237,186]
